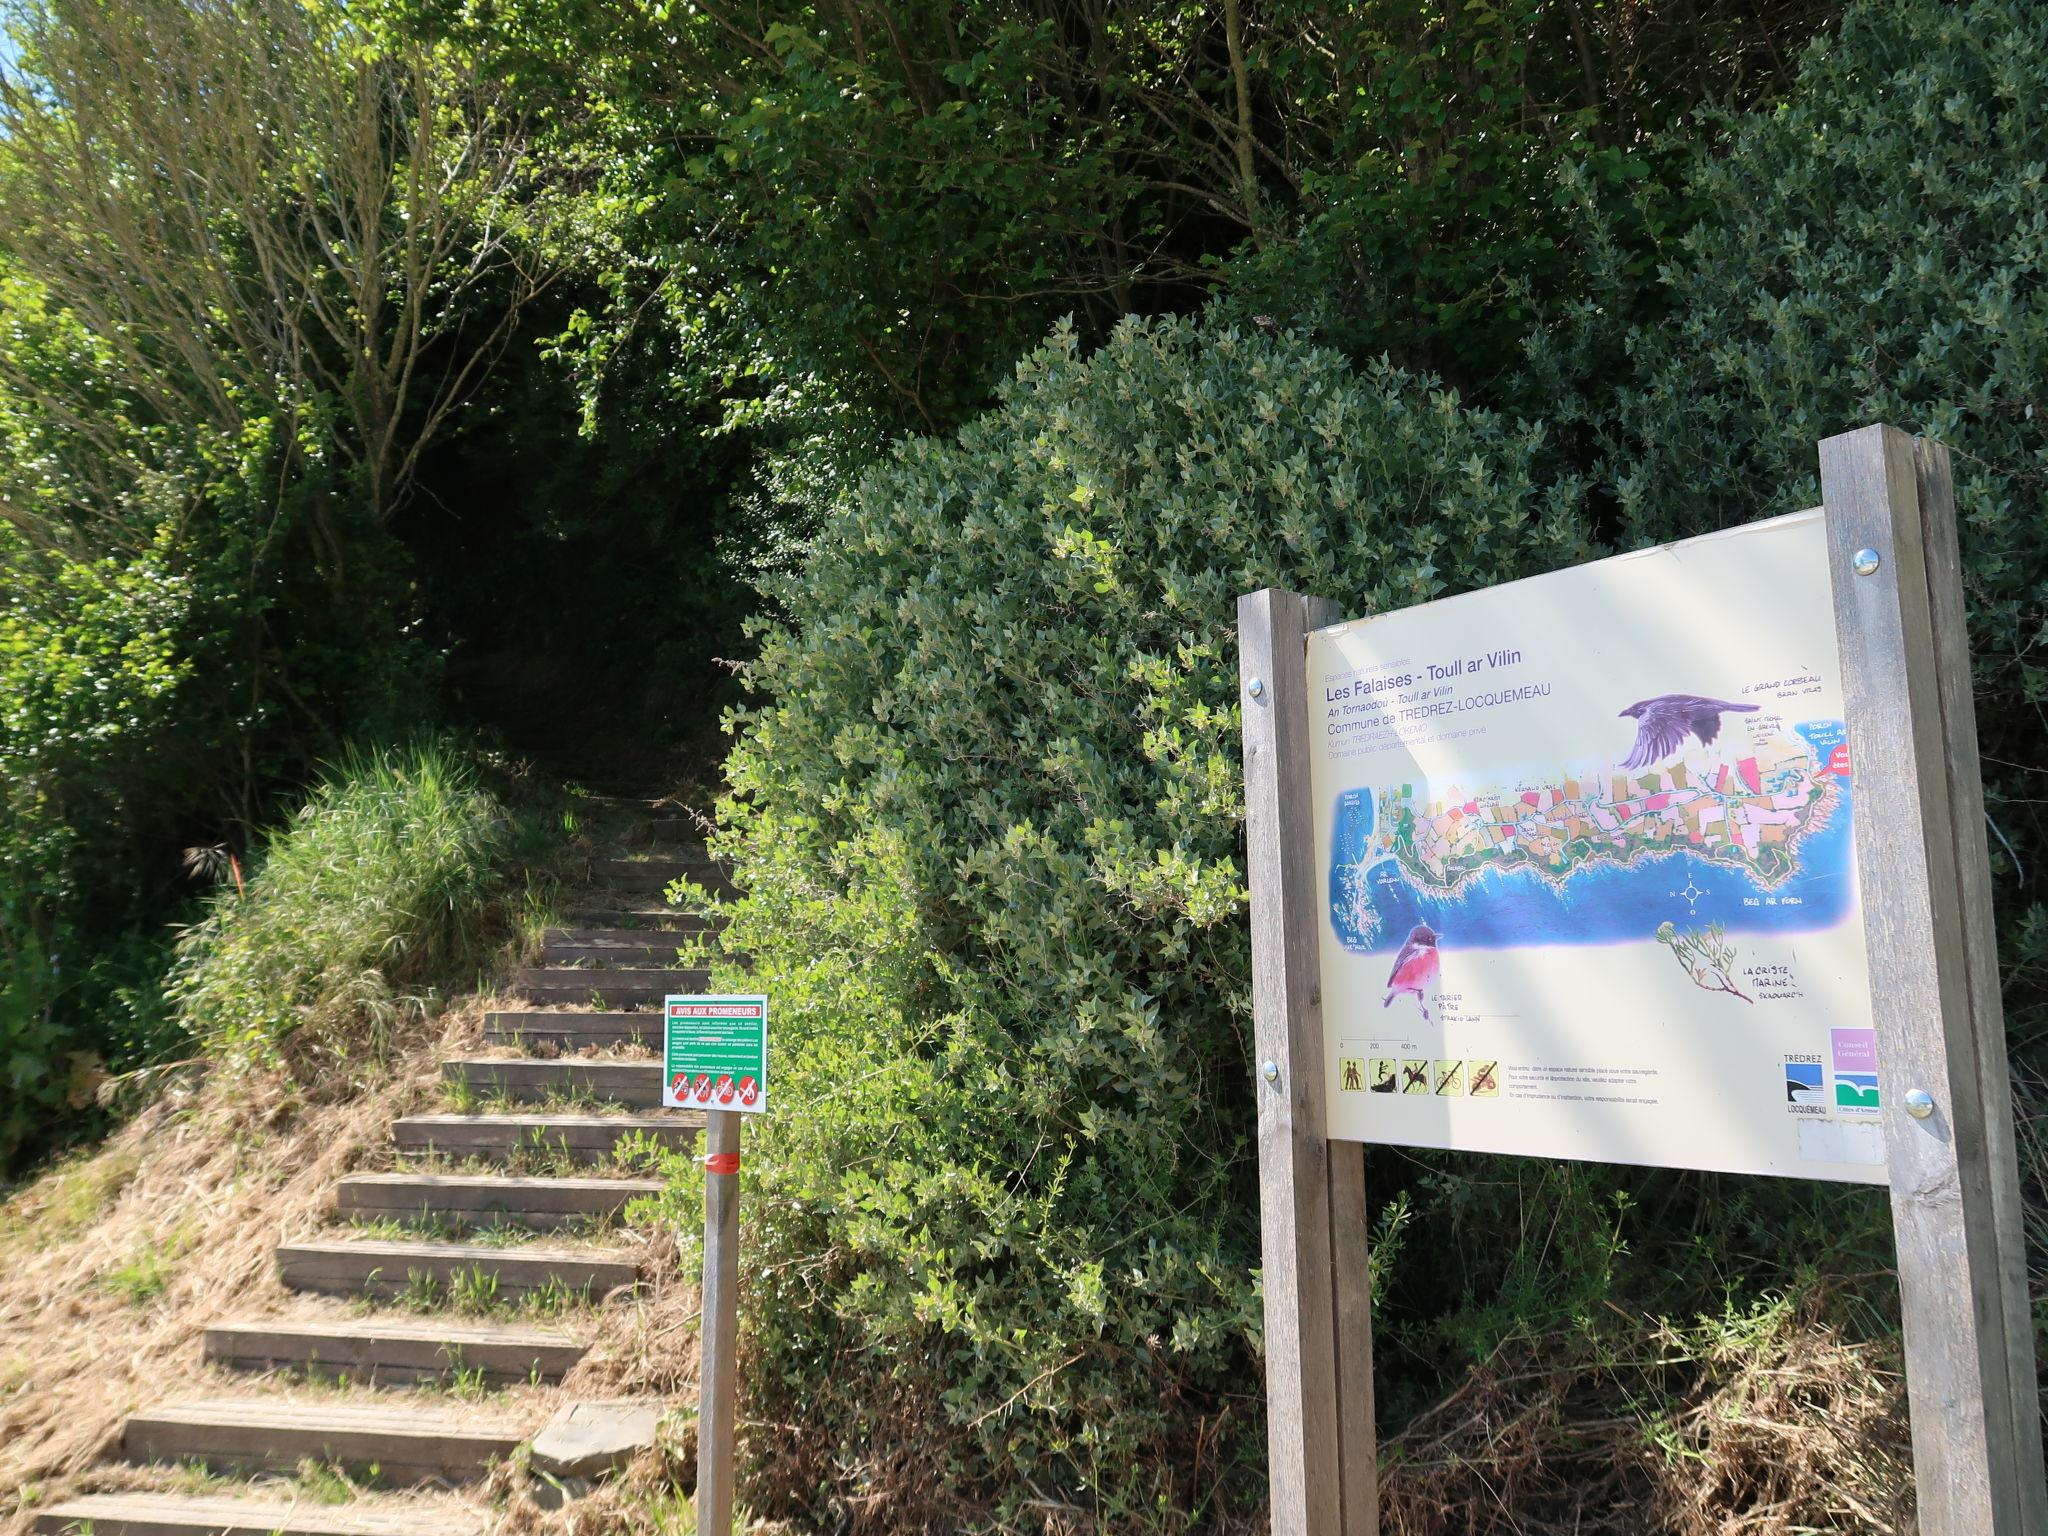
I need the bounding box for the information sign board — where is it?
[662,994,769,1113]
[1305,510,1882,1181]
[1239,427,2046,1536]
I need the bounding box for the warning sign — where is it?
[662,995,770,1115]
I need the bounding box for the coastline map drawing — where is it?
[1329,716,1854,958]
[1305,508,1884,1184]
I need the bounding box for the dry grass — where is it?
[1376,1293,1912,1536]
[0,999,703,1535]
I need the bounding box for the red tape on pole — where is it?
[704,1151,741,1176]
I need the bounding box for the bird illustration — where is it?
[1617,694,1759,770]
[1383,924,1441,1022]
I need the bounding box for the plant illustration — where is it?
[1656,921,1752,1003]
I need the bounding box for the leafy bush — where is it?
[0,525,200,1171]
[708,314,1594,1526]
[170,742,514,1082]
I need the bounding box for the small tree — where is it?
[0,0,544,541]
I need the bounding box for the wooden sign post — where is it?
[1240,588,1377,1536]
[1239,426,2044,1534]
[1816,426,2044,1534]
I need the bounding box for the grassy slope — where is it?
[0,1000,703,1536]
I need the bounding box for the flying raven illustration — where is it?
[1617,694,1759,770]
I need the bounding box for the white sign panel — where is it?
[1308,510,1884,1182]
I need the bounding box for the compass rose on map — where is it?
[1670,875,1710,914]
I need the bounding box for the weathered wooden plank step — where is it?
[546,925,713,949]
[485,1011,659,1050]
[33,1494,482,1536]
[557,905,712,930]
[121,1397,527,1481]
[591,859,734,895]
[392,1110,698,1163]
[444,1056,665,1107]
[540,940,695,967]
[618,820,707,846]
[336,1171,663,1229]
[204,1317,586,1384]
[276,1237,640,1301]
[509,968,708,1007]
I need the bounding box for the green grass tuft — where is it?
[168,741,514,1082]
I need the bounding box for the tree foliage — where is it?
[0,0,541,1170]
[0,0,544,532]
[455,0,1838,465]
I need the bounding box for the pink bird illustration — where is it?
[1384,924,1441,1022]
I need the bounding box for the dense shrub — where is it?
[170,742,515,1083]
[708,315,1594,1526]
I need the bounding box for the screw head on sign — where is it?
[1261,1059,1279,1083]
[1852,548,1881,577]
[1904,1088,1935,1120]
[1248,676,1265,700]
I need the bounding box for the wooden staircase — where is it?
[34,816,725,1535]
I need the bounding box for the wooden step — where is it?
[546,925,713,948]
[34,1494,482,1535]
[121,1397,526,1481]
[276,1237,640,1301]
[508,968,708,1007]
[618,819,707,846]
[557,905,711,930]
[335,1171,664,1229]
[591,858,733,895]
[444,1056,665,1108]
[392,1110,699,1163]
[540,940,695,967]
[485,1011,659,1050]
[204,1317,586,1384]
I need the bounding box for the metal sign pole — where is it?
[696,1108,743,1533]
[1818,425,2046,1533]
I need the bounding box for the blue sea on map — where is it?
[1328,721,1855,954]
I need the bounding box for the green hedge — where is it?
[709,316,1594,1525]
[1543,0,2048,1129]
